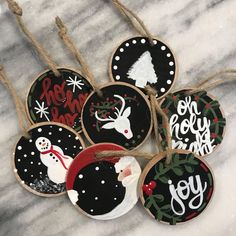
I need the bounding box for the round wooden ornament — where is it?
[110,36,177,98]
[159,90,226,157]
[81,82,152,150]
[139,150,214,225]
[13,122,85,197]
[27,67,93,133]
[66,143,141,220]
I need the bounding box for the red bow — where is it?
[41,146,69,170]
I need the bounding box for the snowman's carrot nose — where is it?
[42,143,46,146]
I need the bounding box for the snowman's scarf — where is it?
[41,146,69,170]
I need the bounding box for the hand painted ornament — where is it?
[110,37,177,98]
[159,90,226,157]
[14,122,85,196]
[27,68,93,132]
[139,150,214,225]
[81,82,152,149]
[66,143,141,220]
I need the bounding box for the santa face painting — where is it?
[13,123,84,196]
[66,143,141,220]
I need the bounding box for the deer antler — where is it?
[95,111,115,122]
[114,95,126,116]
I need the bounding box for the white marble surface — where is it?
[0,0,236,235]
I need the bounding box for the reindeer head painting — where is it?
[95,95,133,139]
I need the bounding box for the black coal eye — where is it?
[42,139,45,142]
[50,153,53,156]
[39,142,41,145]
[120,170,123,172]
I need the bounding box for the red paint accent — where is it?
[40,78,66,106]
[148,181,156,189]
[124,129,128,134]
[211,133,217,139]
[142,185,153,196]
[207,187,213,201]
[185,212,198,220]
[200,163,209,172]
[66,143,125,190]
[205,103,211,109]
[41,146,69,170]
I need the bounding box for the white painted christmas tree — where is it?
[127,51,158,88]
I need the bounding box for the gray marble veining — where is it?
[0,0,236,235]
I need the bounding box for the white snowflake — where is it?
[66,76,84,93]
[34,100,50,121]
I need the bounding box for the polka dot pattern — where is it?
[110,37,177,98]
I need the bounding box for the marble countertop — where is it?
[0,0,236,235]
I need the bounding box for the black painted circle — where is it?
[141,152,214,225]
[110,37,177,98]
[73,161,126,216]
[27,68,93,132]
[159,90,226,157]
[82,83,152,149]
[14,123,84,196]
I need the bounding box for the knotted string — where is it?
[112,0,154,46]
[55,16,103,97]
[145,86,162,151]
[0,66,30,137]
[7,0,60,77]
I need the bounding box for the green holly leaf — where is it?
[184,164,194,173]
[170,217,177,225]
[156,210,163,221]
[153,194,164,203]
[158,175,169,184]
[172,153,180,164]
[158,162,164,172]
[172,166,184,176]
[161,204,171,212]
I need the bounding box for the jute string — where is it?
[7,0,60,77]
[55,16,103,96]
[145,86,162,151]
[112,0,154,46]
[187,69,236,95]
[0,66,30,137]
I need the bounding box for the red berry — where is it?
[213,117,219,123]
[194,95,200,101]
[142,184,149,191]
[211,133,217,138]
[205,103,211,109]
[145,188,153,196]
[172,95,177,100]
[148,181,156,189]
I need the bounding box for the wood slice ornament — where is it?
[159,90,226,157]
[66,143,141,220]
[7,1,94,133]
[81,82,152,149]
[27,67,93,132]
[139,150,214,225]
[14,122,85,196]
[110,36,177,98]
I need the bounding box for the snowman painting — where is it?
[35,137,73,184]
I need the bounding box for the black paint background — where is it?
[82,84,152,149]
[14,123,83,194]
[143,154,213,223]
[27,68,93,132]
[111,37,176,97]
[73,161,126,216]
